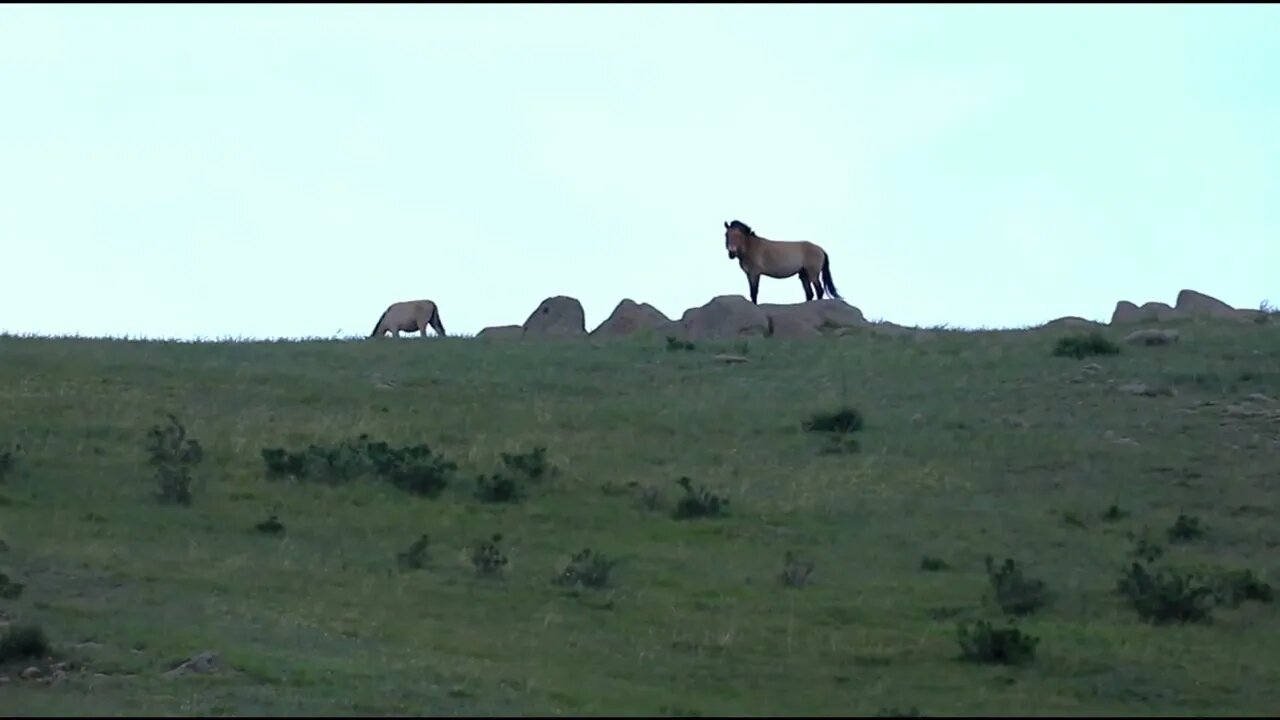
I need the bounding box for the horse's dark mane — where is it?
[727,219,754,236]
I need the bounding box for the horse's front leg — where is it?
[748,273,761,305]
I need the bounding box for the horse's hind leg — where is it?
[809,263,825,300]
[798,269,815,301]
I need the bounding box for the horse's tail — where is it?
[430,304,446,337]
[370,309,389,338]
[821,253,842,300]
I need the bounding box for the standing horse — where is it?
[723,220,842,304]
[370,300,447,338]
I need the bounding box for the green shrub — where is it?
[779,551,815,588]
[0,444,16,482]
[1052,332,1120,360]
[552,549,616,590]
[145,414,203,506]
[397,535,431,571]
[1116,562,1214,625]
[0,571,24,599]
[985,556,1049,616]
[475,473,522,503]
[1167,514,1204,543]
[471,534,508,577]
[956,620,1039,665]
[919,556,949,572]
[1102,503,1130,522]
[1210,569,1274,608]
[0,624,49,663]
[803,407,864,434]
[501,446,556,483]
[665,336,696,352]
[254,515,285,536]
[261,435,456,498]
[672,477,729,520]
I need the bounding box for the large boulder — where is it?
[1175,289,1261,321]
[677,295,770,340]
[759,300,868,339]
[476,324,523,340]
[522,296,586,337]
[1175,289,1236,318]
[590,299,675,338]
[1111,300,1176,324]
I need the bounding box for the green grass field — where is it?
[2,318,1279,716]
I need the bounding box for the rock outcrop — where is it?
[1043,316,1105,331]
[1111,289,1262,324]
[759,300,868,339]
[671,296,869,340]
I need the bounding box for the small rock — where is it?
[0,676,10,685]
[1246,393,1274,404]
[1118,382,1174,397]
[51,661,71,672]
[21,666,41,680]
[1124,328,1180,346]
[1225,404,1264,418]
[1103,430,1140,447]
[164,651,220,678]
[1118,382,1150,396]
[911,413,926,424]
[713,354,750,364]
[1081,363,1104,374]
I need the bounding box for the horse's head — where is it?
[724,219,753,259]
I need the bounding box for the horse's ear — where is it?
[724,221,730,229]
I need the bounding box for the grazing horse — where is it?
[370,300,447,338]
[723,220,841,304]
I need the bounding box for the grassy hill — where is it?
[2,318,1279,716]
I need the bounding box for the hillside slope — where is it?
[1,320,1279,715]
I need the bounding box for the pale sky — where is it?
[2,4,1276,339]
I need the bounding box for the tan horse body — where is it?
[370,300,446,338]
[723,220,841,304]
